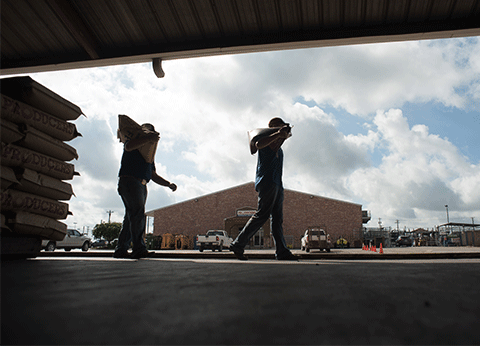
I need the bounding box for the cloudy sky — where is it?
[19,36,480,235]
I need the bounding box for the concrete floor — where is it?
[2,250,480,345]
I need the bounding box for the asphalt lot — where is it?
[35,245,480,260]
[2,248,480,345]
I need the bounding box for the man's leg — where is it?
[231,184,279,250]
[115,179,132,256]
[116,177,147,256]
[115,211,132,255]
[270,187,291,258]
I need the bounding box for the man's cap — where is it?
[268,117,287,127]
[141,123,155,132]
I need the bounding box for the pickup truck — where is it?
[42,229,91,252]
[196,230,233,252]
[301,228,331,252]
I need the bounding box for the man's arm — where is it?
[125,133,159,152]
[256,125,291,150]
[151,170,177,191]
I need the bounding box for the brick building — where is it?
[148,182,366,249]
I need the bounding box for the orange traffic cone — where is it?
[373,245,376,252]
[379,243,384,254]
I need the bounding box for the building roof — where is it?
[146,182,255,216]
[2,0,479,76]
[146,181,361,216]
[438,222,480,228]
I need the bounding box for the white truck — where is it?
[196,230,233,252]
[42,229,91,252]
[301,228,331,252]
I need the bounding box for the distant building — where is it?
[148,182,368,248]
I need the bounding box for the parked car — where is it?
[446,237,460,246]
[42,229,91,252]
[396,235,413,247]
[91,239,108,249]
[196,230,233,252]
[301,228,331,252]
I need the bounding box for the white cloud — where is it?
[216,38,480,116]
[347,109,480,228]
[283,103,371,197]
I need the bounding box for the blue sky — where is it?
[13,36,479,235]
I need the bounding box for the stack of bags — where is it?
[1,77,82,256]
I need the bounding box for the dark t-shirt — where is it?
[118,144,155,182]
[255,146,283,191]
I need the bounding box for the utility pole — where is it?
[106,210,114,223]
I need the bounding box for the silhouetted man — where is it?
[115,123,176,259]
[230,117,298,261]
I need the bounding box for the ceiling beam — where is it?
[1,17,479,76]
[48,0,100,60]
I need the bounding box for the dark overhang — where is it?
[1,0,479,76]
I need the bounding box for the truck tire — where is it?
[199,246,204,252]
[45,242,56,252]
[82,242,89,251]
[306,247,310,253]
[219,243,223,252]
